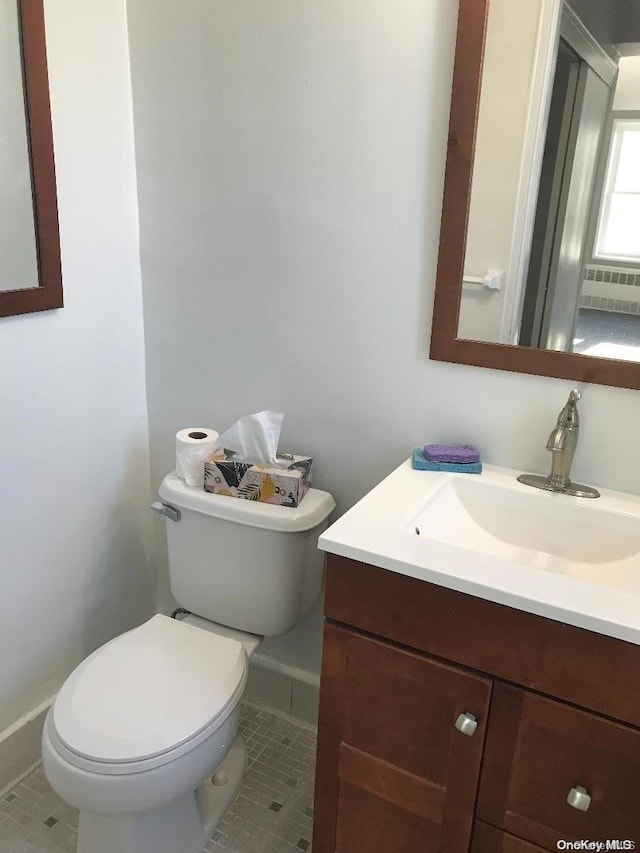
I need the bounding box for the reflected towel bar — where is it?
[462,270,503,291]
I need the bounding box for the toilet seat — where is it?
[50,615,246,774]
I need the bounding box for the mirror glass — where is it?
[458,0,640,364]
[1,0,39,292]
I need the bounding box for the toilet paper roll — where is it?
[175,428,219,487]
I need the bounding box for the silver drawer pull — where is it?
[455,712,478,736]
[567,786,591,812]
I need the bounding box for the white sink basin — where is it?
[318,461,640,645]
[411,475,640,567]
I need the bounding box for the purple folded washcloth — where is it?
[424,443,481,464]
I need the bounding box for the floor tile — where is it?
[0,702,315,853]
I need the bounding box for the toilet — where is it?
[42,472,335,853]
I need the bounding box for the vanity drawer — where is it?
[477,683,640,848]
[471,820,549,852]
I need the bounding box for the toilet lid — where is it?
[53,614,246,764]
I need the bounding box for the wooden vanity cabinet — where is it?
[314,623,491,852]
[313,555,640,853]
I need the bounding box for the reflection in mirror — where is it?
[0,0,62,318]
[1,0,38,291]
[458,0,640,364]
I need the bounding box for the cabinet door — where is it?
[477,682,640,848]
[313,623,492,853]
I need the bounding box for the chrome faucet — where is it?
[517,389,600,498]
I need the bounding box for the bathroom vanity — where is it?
[313,463,640,852]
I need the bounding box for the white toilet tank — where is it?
[158,473,335,636]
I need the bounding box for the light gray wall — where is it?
[0,0,154,734]
[127,0,640,608]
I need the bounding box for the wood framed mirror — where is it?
[430,0,640,390]
[0,0,62,319]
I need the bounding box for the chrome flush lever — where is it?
[151,501,181,522]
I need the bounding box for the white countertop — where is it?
[318,460,640,646]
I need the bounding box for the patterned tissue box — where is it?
[204,450,313,507]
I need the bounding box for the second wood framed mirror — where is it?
[430,0,640,390]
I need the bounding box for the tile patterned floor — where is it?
[0,702,316,853]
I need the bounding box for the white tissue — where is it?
[215,411,284,466]
[175,428,219,487]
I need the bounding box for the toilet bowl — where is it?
[42,615,254,853]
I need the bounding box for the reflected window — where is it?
[595,119,640,263]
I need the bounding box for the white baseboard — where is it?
[0,697,54,796]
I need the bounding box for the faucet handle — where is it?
[557,389,580,428]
